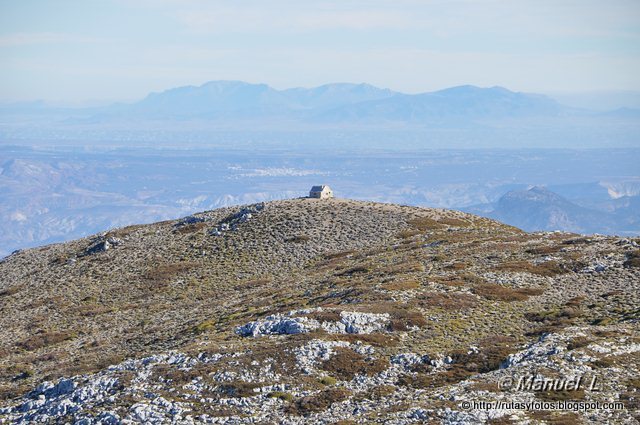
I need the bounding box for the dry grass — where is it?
[67,304,113,317]
[172,222,207,234]
[379,261,425,275]
[354,385,396,401]
[398,365,472,389]
[1,198,637,420]
[17,331,76,351]
[324,250,356,260]
[524,305,582,336]
[397,229,422,239]
[0,285,23,297]
[494,260,571,276]
[472,283,545,302]
[536,389,586,402]
[328,333,399,348]
[381,279,420,291]
[528,411,584,425]
[416,292,478,310]
[525,245,562,255]
[143,261,198,287]
[407,217,443,231]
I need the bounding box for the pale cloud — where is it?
[173,4,414,33]
[0,32,109,47]
[1,0,639,101]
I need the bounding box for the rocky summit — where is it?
[0,198,638,424]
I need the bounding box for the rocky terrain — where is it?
[0,198,638,424]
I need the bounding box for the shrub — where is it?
[0,285,23,297]
[324,250,355,260]
[445,262,469,270]
[318,376,337,386]
[267,391,294,402]
[381,280,420,291]
[320,348,388,380]
[173,222,207,234]
[388,309,428,331]
[356,385,396,401]
[287,388,351,415]
[336,266,369,277]
[219,381,262,398]
[524,305,581,336]
[305,310,342,323]
[398,365,473,389]
[623,250,640,268]
[68,303,113,317]
[285,235,310,243]
[407,217,443,231]
[152,364,199,385]
[525,246,561,255]
[18,331,75,351]
[397,229,421,239]
[450,337,517,374]
[438,218,471,227]
[143,262,197,287]
[193,319,216,334]
[567,336,593,350]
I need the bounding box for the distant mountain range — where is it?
[466,186,640,235]
[1,81,639,148]
[86,81,564,123]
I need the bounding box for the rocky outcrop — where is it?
[236,309,390,337]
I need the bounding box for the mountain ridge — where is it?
[0,197,638,423]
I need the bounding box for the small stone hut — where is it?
[309,185,334,199]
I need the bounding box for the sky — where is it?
[1,0,639,104]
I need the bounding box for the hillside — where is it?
[0,198,638,424]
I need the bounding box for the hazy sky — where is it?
[1,0,639,103]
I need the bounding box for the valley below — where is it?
[1,145,639,258]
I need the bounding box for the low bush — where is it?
[623,250,640,268]
[285,235,310,243]
[567,336,593,350]
[287,388,351,415]
[143,261,197,287]
[450,337,517,374]
[0,285,23,297]
[219,381,262,398]
[336,266,369,277]
[267,391,294,402]
[407,217,443,231]
[320,348,388,380]
[318,376,337,386]
[18,331,75,351]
